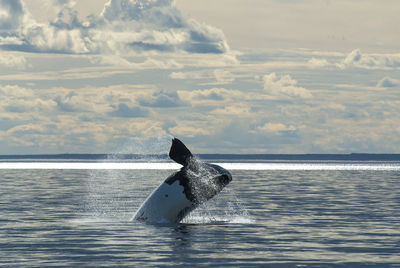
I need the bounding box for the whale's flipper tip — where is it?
[169,138,193,166]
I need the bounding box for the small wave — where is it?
[69,216,133,224]
[181,215,254,225]
[0,162,180,170]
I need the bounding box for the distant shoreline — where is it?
[1,153,400,161]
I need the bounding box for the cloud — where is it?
[305,49,400,71]
[0,0,26,31]
[308,57,329,68]
[338,49,400,70]
[377,76,400,88]
[0,82,176,153]
[263,72,312,99]
[325,103,346,111]
[168,119,221,138]
[0,52,28,69]
[108,103,148,118]
[211,105,250,116]
[7,123,47,136]
[168,68,235,85]
[0,0,229,54]
[54,91,91,112]
[0,84,56,113]
[187,88,227,101]
[0,84,34,97]
[138,90,184,108]
[177,87,247,108]
[213,69,235,84]
[252,122,297,135]
[168,71,193,80]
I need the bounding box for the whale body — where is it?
[133,138,232,224]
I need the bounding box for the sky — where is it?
[0,0,400,154]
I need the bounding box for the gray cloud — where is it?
[138,90,184,108]
[109,103,148,118]
[4,104,27,113]
[0,0,25,31]
[377,76,400,88]
[194,91,224,101]
[0,0,229,54]
[338,49,400,70]
[54,94,80,112]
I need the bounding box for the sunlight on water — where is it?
[1,161,400,170]
[1,166,400,267]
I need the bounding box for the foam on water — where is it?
[179,183,252,225]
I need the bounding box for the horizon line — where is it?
[1,153,400,161]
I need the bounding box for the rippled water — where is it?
[1,163,400,267]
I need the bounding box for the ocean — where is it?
[1,155,399,267]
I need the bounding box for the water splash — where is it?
[80,134,252,225]
[107,134,174,160]
[182,186,253,225]
[81,169,133,221]
[80,134,175,222]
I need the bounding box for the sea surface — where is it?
[1,157,400,267]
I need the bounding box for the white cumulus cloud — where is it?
[0,0,229,54]
[0,52,28,69]
[308,57,329,69]
[338,49,400,70]
[263,72,312,99]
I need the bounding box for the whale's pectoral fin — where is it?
[169,138,193,166]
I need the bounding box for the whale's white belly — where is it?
[133,180,193,223]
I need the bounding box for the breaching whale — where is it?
[133,138,232,224]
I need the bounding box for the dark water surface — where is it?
[1,164,400,267]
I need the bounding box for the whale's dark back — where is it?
[166,138,232,205]
[165,161,232,205]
